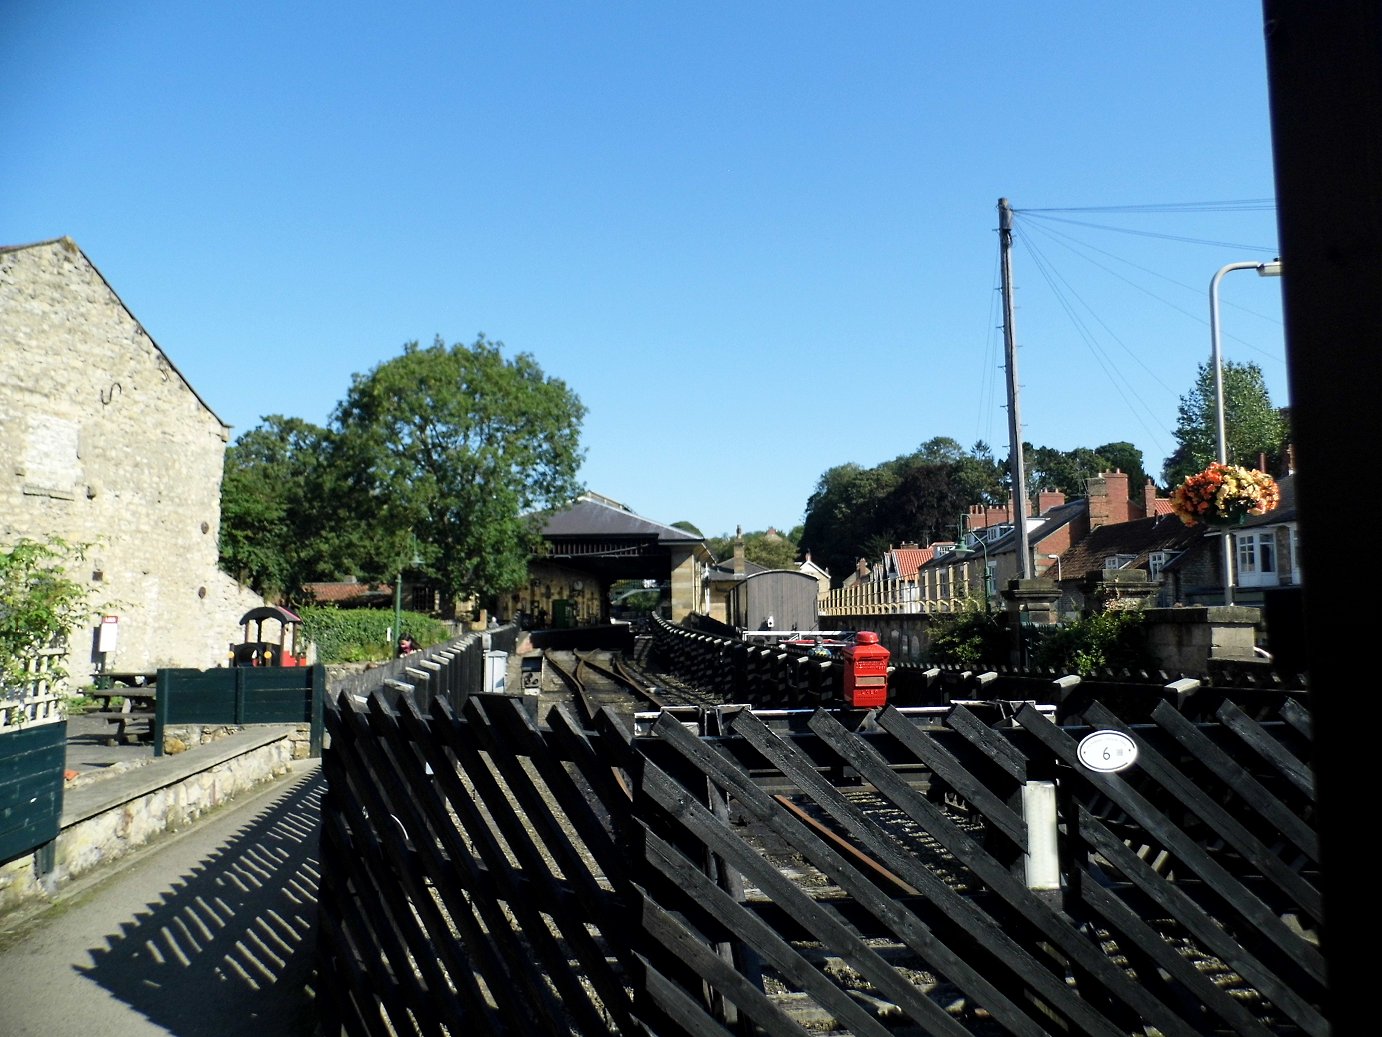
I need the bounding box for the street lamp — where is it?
[393,540,425,655]
[1045,553,1062,581]
[950,521,992,610]
[1209,259,1283,605]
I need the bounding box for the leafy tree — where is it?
[1163,360,1287,486]
[670,520,703,537]
[219,416,362,598]
[1020,441,1148,500]
[1094,441,1148,492]
[706,528,801,570]
[332,336,586,605]
[1,538,91,702]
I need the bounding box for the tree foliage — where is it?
[800,441,1004,583]
[706,528,801,570]
[220,336,586,607]
[1,538,91,696]
[1163,360,1287,486]
[1023,440,1147,499]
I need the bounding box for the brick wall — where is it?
[0,238,262,687]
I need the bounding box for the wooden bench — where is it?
[93,687,157,745]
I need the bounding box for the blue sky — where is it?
[2,3,1285,546]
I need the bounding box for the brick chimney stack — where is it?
[1037,488,1066,514]
[733,525,745,576]
[1086,470,1132,529]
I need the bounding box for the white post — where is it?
[1022,780,1061,890]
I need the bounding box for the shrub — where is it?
[926,610,1009,667]
[1031,608,1154,676]
[299,606,450,664]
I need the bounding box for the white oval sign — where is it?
[1076,730,1138,774]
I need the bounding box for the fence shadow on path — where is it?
[78,770,324,1037]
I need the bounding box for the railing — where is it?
[317,665,1323,1036]
[0,646,67,730]
[820,577,978,616]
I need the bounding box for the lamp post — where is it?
[950,520,992,610]
[1209,259,1283,605]
[393,540,425,655]
[1045,553,1062,582]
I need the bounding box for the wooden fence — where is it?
[0,720,66,866]
[317,673,1322,1035]
[155,665,326,756]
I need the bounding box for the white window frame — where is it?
[1235,529,1279,589]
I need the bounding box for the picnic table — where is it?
[91,679,157,744]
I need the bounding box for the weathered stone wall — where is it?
[0,238,262,686]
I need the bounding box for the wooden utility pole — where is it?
[998,198,1032,578]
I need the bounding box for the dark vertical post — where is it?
[1262,1,1382,1023]
[235,666,247,725]
[309,664,325,757]
[154,667,171,756]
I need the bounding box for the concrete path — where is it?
[0,762,323,1037]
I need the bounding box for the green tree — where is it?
[332,336,586,605]
[1163,360,1287,486]
[1,538,91,701]
[219,416,363,598]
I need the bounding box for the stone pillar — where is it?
[1142,605,1261,674]
[1002,578,1062,667]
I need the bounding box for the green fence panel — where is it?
[156,666,324,756]
[0,721,66,865]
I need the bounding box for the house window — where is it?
[1103,554,1136,570]
[1236,531,1279,588]
[1148,551,1177,579]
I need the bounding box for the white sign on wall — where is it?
[98,614,119,653]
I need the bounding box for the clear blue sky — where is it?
[3,3,1285,546]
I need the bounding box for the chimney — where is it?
[733,525,745,576]
[1086,472,1112,529]
[1143,478,1159,518]
[1037,488,1065,514]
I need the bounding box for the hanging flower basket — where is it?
[1170,463,1280,527]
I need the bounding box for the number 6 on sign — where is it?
[1076,730,1138,773]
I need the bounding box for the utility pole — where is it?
[998,198,1033,579]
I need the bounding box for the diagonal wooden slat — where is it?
[1083,701,1322,920]
[637,714,988,1037]
[1280,696,1312,740]
[1075,805,1328,1037]
[1016,704,1327,987]
[1151,699,1317,860]
[641,827,896,1037]
[875,704,1027,851]
[699,710,1114,1037]
[807,708,1207,1037]
[1217,700,1316,801]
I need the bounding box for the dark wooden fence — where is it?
[155,665,326,756]
[317,659,1323,1035]
[0,720,66,866]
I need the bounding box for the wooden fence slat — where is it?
[333,699,496,1033]
[874,705,1027,851]
[638,898,814,1037]
[1216,700,1316,801]
[941,703,1030,782]
[407,699,599,1036]
[655,710,1057,1037]
[1151,700,1318,861]
[1083,701,1323,921]
[806,708,1204,1037]
[1015,703,1328,987]
[1071,865,1278,1037]
[1280,695,1313,739]
[635,713,983,1037]
[641,829,896,1037]
[451,695,642,1035]
[1076,805,1329,1037]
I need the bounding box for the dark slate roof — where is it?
[539,494,704,543]
[1057,513,1205,580]
[707,560,768,583]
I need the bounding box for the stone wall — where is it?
[0,238,262,687]
[0,727,296,918]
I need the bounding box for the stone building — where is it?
[0,237,261,688]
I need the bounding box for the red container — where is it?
[842,631,890,708]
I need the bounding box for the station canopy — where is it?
[536,493,711,583]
